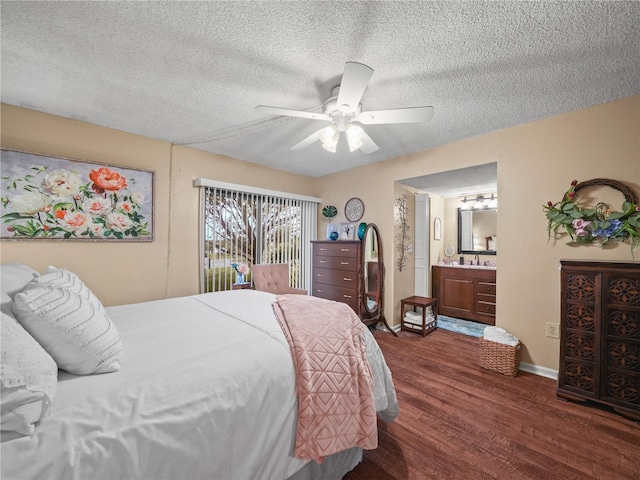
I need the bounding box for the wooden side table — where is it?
[400,296,438,337]
[232,282,252,290]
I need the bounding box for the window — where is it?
[195,179,319,293]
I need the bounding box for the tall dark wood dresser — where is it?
[558,260,640,420]
[311,240,362,316]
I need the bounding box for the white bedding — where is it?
[1,290,397,480]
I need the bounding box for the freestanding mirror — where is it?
[361,223,397,336]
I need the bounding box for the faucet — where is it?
[474,254,480,266]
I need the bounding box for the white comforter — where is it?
[1,290,397,480]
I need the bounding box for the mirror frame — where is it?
[457,207,497,255]
[361,223,384,317]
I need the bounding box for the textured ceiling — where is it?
[2,1,639,179]
[399,162,498,198]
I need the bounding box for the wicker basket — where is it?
[479,337,522,377]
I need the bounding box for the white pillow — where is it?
[30,265,91,293]
[12,269,123,375]
[0,263,39,298]
[0,263,39,318]
[1,312,58,436]
[1,290,13,318]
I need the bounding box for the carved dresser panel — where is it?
[558,260,640,420]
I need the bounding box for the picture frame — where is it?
[0,149,154,241]
[434,217,442,240]
[339,222,355,240]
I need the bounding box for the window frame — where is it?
[195,178,320,293]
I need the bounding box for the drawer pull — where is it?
[316,289,324,293]
[485,306,491,311]
[340,248,350,252]
[317,274,324,277]
[343,278,352,281]
[340,262,350,265]
[343,294,352,299]
[319,248,328,251]
[319,260,327,264]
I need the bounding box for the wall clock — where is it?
[345,197,365,222]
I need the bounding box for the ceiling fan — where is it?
[255,62,434,154]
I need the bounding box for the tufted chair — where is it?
[251,263,307,295]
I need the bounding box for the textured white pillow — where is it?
[1,312,58,436]
[0,263,39,318]
[12,272,123,375]
[30,265,91,293]
[0,263,39,298]
[1,290,13,318]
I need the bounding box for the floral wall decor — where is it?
[394,194,410,271]
[543,178,640,254]
[1,149,154,241]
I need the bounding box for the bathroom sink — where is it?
[437,263,496,270]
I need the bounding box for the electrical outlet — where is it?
[546,322,560,339]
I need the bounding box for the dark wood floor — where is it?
[345,329,640,480]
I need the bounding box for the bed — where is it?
[1,263,398,480]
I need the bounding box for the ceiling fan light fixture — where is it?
[322,140,338,153]
[319,124,338,142]
[346,123,365,152]
[348,140,363,152]
[346,123,364,141]
[319,125,339,153]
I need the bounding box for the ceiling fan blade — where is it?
[256,105,331,121]
[355,106,434,125]
[336,62,374,111]
[290,130,321,150]
[359,130,379,154]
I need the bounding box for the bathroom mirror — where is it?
[458,207,497,255]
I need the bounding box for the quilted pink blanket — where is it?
[273,294,377,463]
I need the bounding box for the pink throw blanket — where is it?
[273,294,377,462]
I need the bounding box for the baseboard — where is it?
[519,362,558,380]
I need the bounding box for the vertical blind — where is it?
[195,179,319,293]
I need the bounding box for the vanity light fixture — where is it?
[461,193,497,209]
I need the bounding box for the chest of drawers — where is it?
[311,241,362,315]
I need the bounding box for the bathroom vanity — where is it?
[432,265,496,325]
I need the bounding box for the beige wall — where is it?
[0,104,317,306]
[2,95,639,371]
[429,193,446,275]
[391,184,416,325]
[317,95,640,371]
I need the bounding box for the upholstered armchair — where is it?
[251,263,307,295]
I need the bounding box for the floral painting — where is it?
[1,149,154,241]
